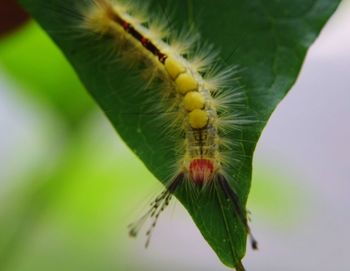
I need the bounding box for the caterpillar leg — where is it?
[217,174,258,250]
[128,172,184,248]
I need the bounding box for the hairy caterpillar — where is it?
[43,0,258,269]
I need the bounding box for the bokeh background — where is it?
[0,1,349,270]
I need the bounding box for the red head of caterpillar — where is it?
[80,0,258,267]
[189,158,214,184]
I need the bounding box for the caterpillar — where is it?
[47,0,258,269]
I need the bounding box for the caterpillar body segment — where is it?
[81,0,257,268]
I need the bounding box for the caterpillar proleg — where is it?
[60,0,257,269]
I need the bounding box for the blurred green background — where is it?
[1,1,349,270]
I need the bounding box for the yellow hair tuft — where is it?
[175,73,198,94]
[188,109,209,129]
[184,92,205,111]
[165,57,185,79]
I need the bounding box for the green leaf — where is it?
[18,0,340,268]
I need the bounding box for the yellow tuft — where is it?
[188,109,209,129]
[164,56,185,79]
[184,92,205,111]
[83,7,111,34]
[175,73,198,94]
